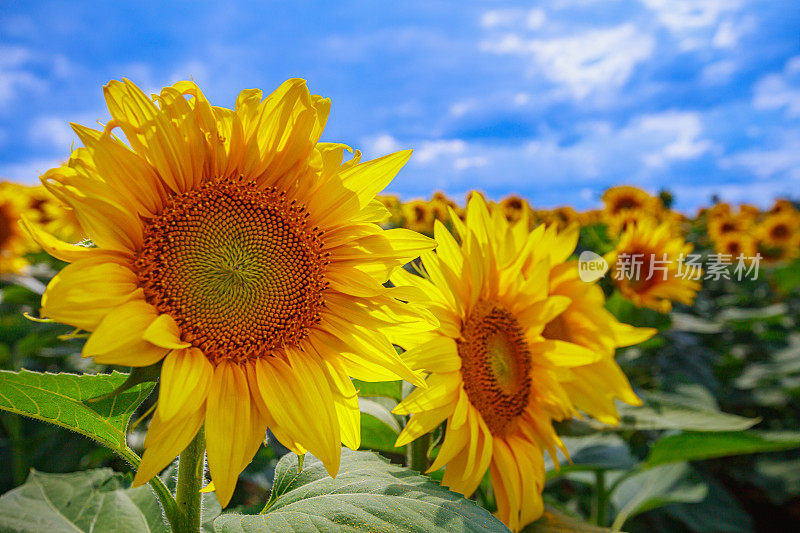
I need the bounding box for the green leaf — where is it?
[644,431,800,467]
[523,505,611,532]
[615,391,758,432]
[610,464,707,532]
[352,379,402,401]
[359,399,403,453]
[0,468,169,532]
[214,448,508,532]
[771,258,800,294]
[0,369,155,461]
[546,435,637,480]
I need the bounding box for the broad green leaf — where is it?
[615,391,758,432]
[359,398,400,432]
[359,398,403,453]
[352,379,402,401]
[0,468,169,532]
[644,431,800,467]
[214,448,508,532]
[610,463,707,532]
[0,369,155,460]
[523,505,611,532]
[546,435,636,479]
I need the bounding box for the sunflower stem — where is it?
[175,428,205,533]
[407,432,431,473]
[591,469,608,526]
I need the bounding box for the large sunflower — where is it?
[606,218,700,312]
[390,195,651,531]
[25,78,435,506]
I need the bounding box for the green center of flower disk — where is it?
[135,180,328,363]
[457,302,532,435]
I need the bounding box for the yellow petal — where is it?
[132,404,205,487]
[339,150,412,210]
[253,353,341,477]
[158,348,213,421]
[143,314,190,350]
[205,361,264,507]
[19,216,94,263]
[401,336,461,373]
[82,300,168,367]
[41,255,142,331]
[532,339,602,367]
[394,404,452,447]
[393,373,460,415]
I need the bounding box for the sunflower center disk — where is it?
[0,204,13,249]
[135,180,327,363]
[457,302,532,435]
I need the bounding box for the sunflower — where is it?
[707,213,751,242]
[401,199,435,234]
[606,218,700,312]
[604,208,653,238]
[430,192,459,225]
[705,202,731,220]
[376,194,403,228]
[24,185,84,244]
[533,206,578,230]
[26,78,435,506]
[0,182,30,273]
[498,195,530,224]
[756,212,799,261]
[576,208,603,227]
[602,185,661,216]
[390,195,650,531]
[543,231,656,425]
[768,198,796,216]
[713,232,757,259]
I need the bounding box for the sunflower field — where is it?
[0,81,800,533]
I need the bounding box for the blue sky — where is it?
[1,0,798,212]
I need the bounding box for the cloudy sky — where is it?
[1,0,798,211]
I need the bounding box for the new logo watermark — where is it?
[578,251,609,282]
[576,251,762,282]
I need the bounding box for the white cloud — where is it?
[362,133,402,158]
[753,56,800,118]
[413,139,467,164]
[454,156,489,171]
[0,158,64,184]
[722,131,800,181]
[28,111,110,150]
[627,112,713,167]
[449,99,478,117]
[169,59,210,86]
[481,24,655,99]
[640,0,741,32]
[701,60,738,84]
[0,46,46,110]
[513,92,530,106]
[29,117,77,149]
[671,181,797,210]
[481,8,545,30]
